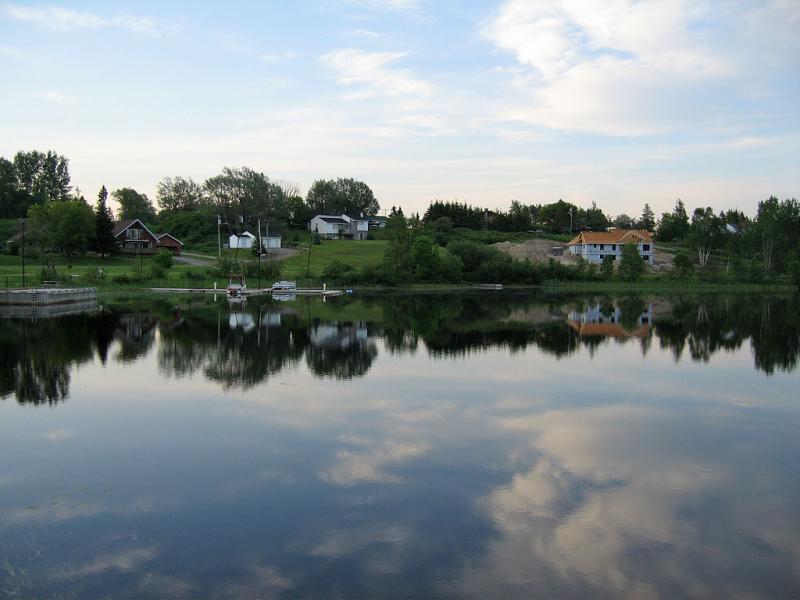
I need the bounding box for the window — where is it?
[600,244,605,250]
[643,255,649,261]
[600,255,604,259]
[642,244,650,251]
[612,244,616,251]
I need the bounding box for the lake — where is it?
[1,291,799,599]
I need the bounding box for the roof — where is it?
[156,233,184,245]
[368,215,387,222]
[112,218,158,241]
[567,320,651,338]
[315,216,348,224]
[567,229,652,246]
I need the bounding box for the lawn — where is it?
[0,254,215,288]
[279,239,388,277]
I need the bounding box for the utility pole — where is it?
[217,214,222,259]
[569,208,573,235]
[258,217,262,291]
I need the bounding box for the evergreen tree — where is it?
[93,186,116,257]
[639,203,655,230]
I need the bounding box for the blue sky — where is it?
[0,0,797,217]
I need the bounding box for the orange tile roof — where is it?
[567,229,652,246]
[568,321,651,338]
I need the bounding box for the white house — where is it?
[309,214,369,240]
[567,229,654,264]
[229,231,256,249]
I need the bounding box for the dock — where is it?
[149,287,344,297]
[0,287,97,306]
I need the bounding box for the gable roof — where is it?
[113,218,159,241]
[315,216,348,224]
[156,233,184,246]
[568,229,652,246]
[230,231,256,239]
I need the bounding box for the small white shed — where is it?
[262,236,282,249]
[229,231,256,249]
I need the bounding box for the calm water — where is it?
[1,291,799,599]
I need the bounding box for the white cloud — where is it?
[321,48,433,99]
[1,4,161,35]
[33,91,69,103]
[483,0,737,135]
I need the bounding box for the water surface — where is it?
[1,291,799,599]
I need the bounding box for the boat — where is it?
[227,274,247,297]
[272,280,297,292]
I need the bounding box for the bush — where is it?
[672,252,694,278]
[322,260,357,283]
[148,264,167,280]
[80,268,105,284]
[153,249,174,270]
[244,259,282,281]
[600,255,615,280]
[789,260,800,289]
[618,243,645,281]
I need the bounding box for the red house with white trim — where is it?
[112,219,183,255]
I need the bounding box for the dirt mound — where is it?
[493,239,578,265]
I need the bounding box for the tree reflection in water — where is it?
[1,292,798,405]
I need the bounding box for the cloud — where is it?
[482,0,737,135]
[320,48,433,99]
[1,4,162,34]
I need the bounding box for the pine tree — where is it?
[640,203,655,231]
[94,185,117,257]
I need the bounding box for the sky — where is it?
[0,0,798,217]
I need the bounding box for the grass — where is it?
[279,239,388,277]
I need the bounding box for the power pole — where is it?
[217,214,221,259]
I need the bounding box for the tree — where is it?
[156,176,206,212]
[688,207,723,266]
[306,178,379,216]
[204,167,288,230]
[619,243,645,281]
[613,214,636,229]
[639,203,655,230]
[600,255,615,280]
[13,150,71,204]
[534,199,580,234]
[583,202,609,231]
[93,186,116,257]
[0,157,30,218]
[672,252,694,278]
[113,188,156,222]
[655,199,689,242]
[287,195,313,229]
[28,199,94,265]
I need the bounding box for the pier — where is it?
[149,287,344,297]
[0,287,97,306]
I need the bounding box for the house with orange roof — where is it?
[567,303,653,338]
[567,229,654,264]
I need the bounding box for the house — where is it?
[155,233,183,256]
[229,231,256,249]
[113,219,161,255]
[309,214,369,240]
[567,229,654,264]
[112,219,183,255]
[367,215,388,229]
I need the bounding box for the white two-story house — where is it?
[567,229,654,264]
[309,214,369,240]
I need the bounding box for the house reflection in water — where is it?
[567,303,653,338]
[310,321,369,349]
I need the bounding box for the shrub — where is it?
[148,264,167,280]
[600,255,615,280]
[244,259,282,281]
[80,268,105,284]
[618,243,645,281]
[322,260,357,283]
[153,249,174,270]
[672,252,694,278]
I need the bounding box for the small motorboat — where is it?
[227,274,247,297]
[272,280,297,292]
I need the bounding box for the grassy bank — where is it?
[280,239,388,278]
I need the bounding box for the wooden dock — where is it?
[149,287,344,297]
[0,287,97,306]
